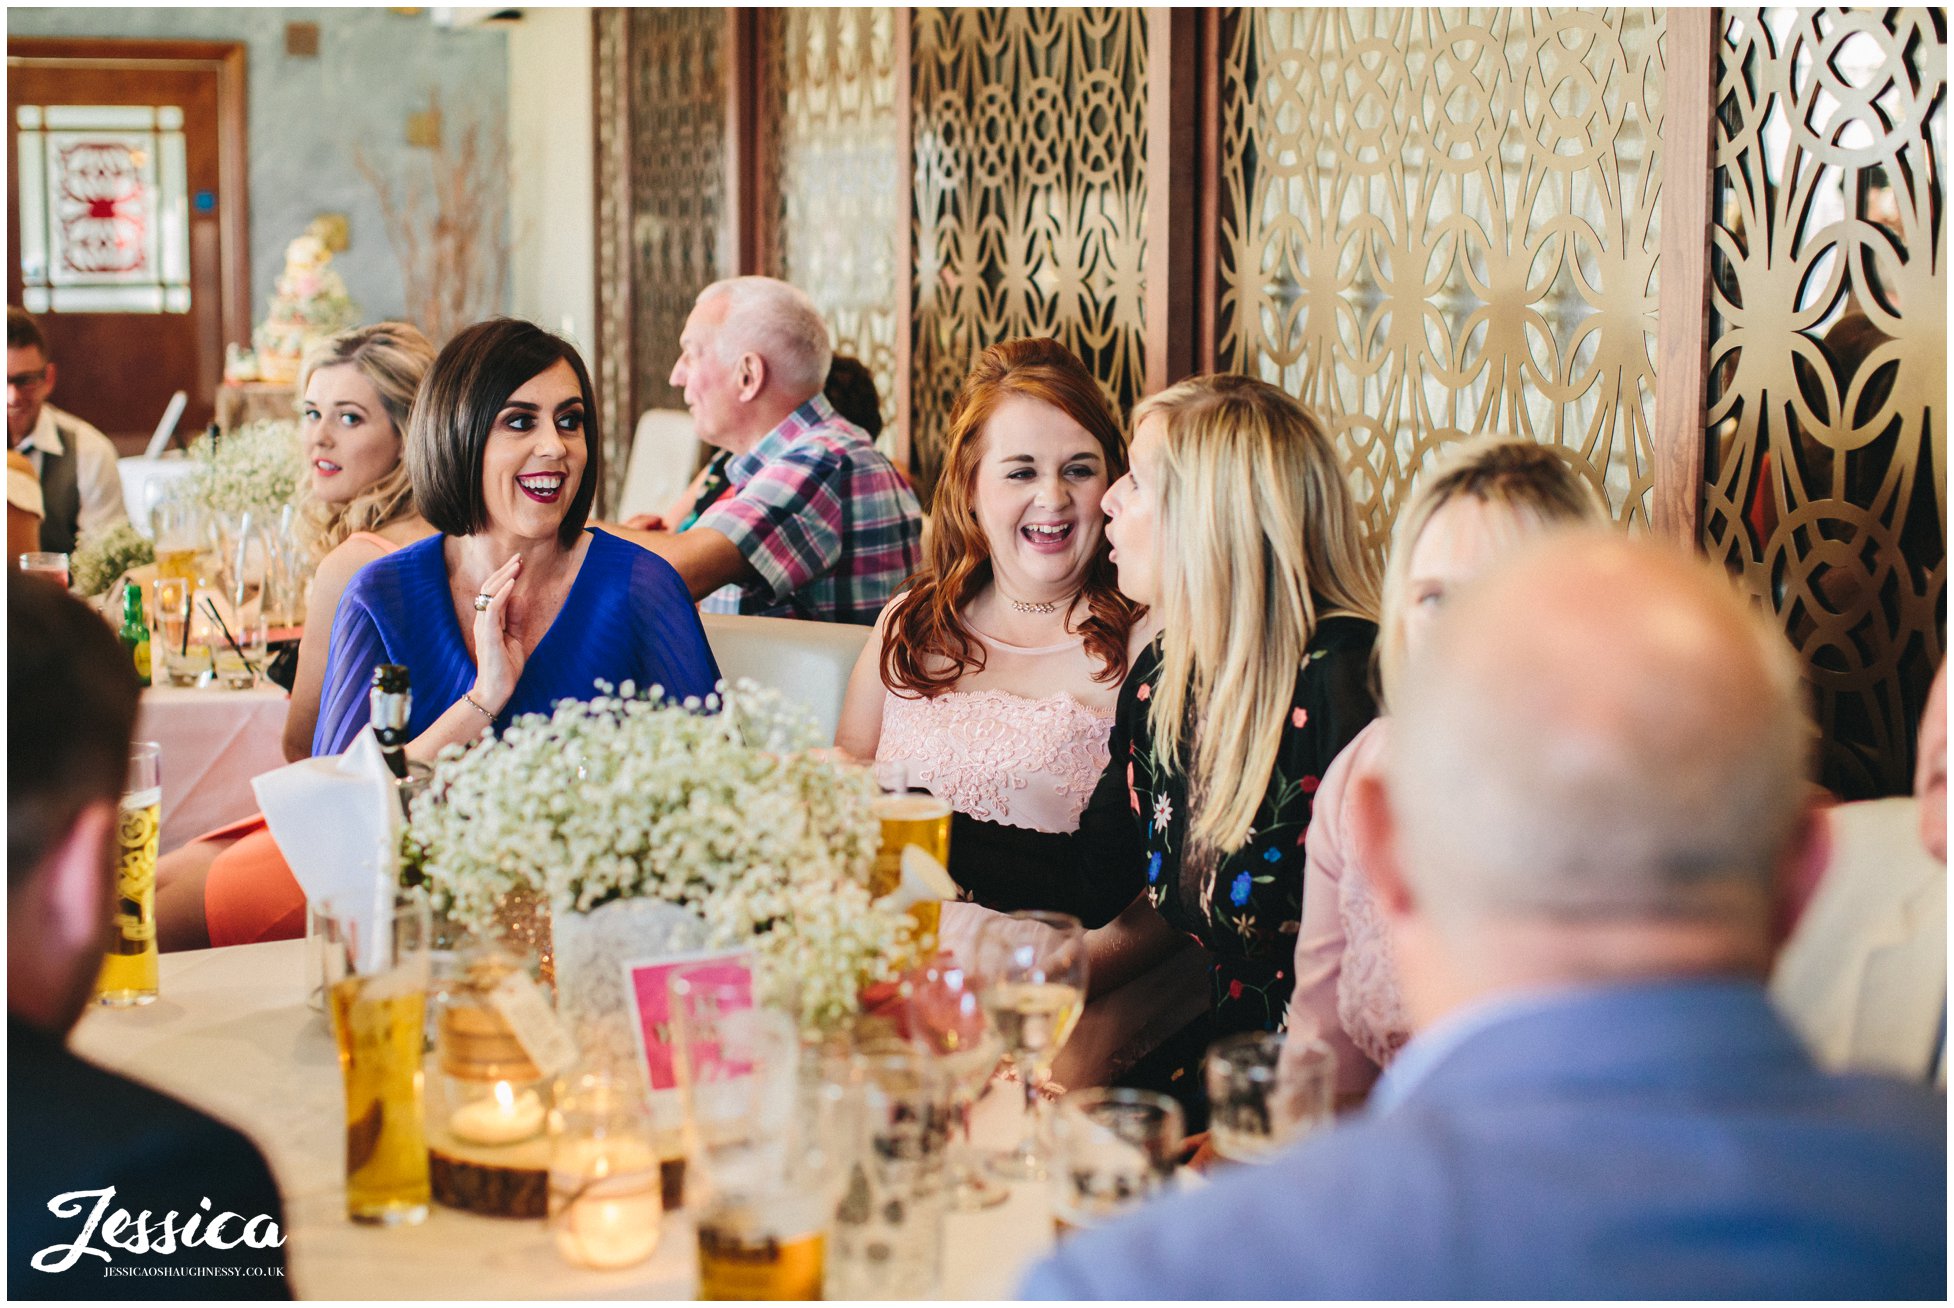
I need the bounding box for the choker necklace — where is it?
[999,587,1078,616]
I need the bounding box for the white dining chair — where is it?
[700,612,872,742]
[616,408,700,522]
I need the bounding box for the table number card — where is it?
[488,971,580,1079]
[622,950,751,1092]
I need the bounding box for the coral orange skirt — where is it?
[199,815,308,947]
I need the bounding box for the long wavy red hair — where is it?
[882,338,1141,696]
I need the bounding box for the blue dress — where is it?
[313,528,720,755]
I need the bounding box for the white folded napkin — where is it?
[252,728,400,970]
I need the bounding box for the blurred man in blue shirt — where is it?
[1024,535,1945,1300]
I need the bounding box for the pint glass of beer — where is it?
[96,742,162,1006]
[671,967,833,1300]
[321,890,434,1226]
[871,791,952,900]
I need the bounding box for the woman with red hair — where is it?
[836,337,1145,915]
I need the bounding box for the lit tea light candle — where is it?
[551,1142,662,1270]
[448,1080,546,1146]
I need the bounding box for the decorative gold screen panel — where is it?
[1217,8,1666,558]
[1705,8,1946,799]
[593,7,632,511]
[628,10,726,414]
[910,8,1150,503]
[762,8,904,445]
[595,8,726,511]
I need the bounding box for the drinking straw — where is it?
[200,595,261,675]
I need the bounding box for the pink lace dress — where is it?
[1285,718,1409,1097]
[877,629,1207,1089]
[874,632,1114,835]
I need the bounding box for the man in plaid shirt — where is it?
[621,277,920,624]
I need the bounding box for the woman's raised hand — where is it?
[469,554,525,712]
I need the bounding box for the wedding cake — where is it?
[249,233,357,386]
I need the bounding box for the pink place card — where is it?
[622,950,752,1091]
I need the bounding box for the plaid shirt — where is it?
[694,394,922,624]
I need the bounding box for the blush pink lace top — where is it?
[1285,718,1408,1097]
[874,632,1115,835]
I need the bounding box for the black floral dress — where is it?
[1077,616,1379,1039]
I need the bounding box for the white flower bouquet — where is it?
[70,521,156,597]
[165,420,304,521]
[406,682,910,1030]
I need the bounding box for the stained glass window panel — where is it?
[14,104,192,314]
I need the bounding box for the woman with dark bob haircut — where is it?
[313,318,719,757]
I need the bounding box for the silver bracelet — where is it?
[461,693,496,722]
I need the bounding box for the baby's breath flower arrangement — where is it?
[406,681,908,1031]
[70,521,155,596]
[165,419,304,521]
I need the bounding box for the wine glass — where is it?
[904,953,1008,1210]
[972,911,1088,1181]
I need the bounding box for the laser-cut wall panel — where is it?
[1217,8,1666,558]
[910,8,1150,503]
[761,8,904,446]
[1705,8,1946,799]
[594,7,726,512]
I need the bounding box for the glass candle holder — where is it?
[549,1071,664,1270]
[427,947,550,1217]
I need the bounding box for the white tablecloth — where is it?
[136,684,289,851]
[70,940,1056,1300]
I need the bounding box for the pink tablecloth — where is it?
[135,683,290,852]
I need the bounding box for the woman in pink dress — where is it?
[154,323,439,950]
[837,337,1143,897]
[836,339,1203,1079]
[1285,438,1608,1098]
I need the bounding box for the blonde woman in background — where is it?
[1284,438,1608,1100]
[280,321,440,758]
[155,322,436,951]
[1063,374,1381,1118]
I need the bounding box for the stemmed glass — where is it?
[972,911,1088,1181]
[904,953,1008,1210]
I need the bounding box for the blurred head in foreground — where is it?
[1356,533,1820,1029]
[9,576,141,1034]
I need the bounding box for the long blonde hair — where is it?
[1376,438,1608,707]
[1134,374,1380,865]
[295,322,436,560]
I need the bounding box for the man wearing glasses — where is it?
[7,307,126,554]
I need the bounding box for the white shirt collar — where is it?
[14,406,63,458]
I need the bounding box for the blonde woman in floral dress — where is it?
[1075,375,1381,1114]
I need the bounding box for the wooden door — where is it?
[7,38,248,451]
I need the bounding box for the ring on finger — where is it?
[473,593,493,612]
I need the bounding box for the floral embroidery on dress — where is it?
[1119,618,1381,1048]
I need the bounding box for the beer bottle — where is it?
[370,663,411,780]
[120,581,151,686]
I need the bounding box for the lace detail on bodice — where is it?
[878,688,1114,834]
[1336,860,1411,1067]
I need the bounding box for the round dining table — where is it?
[136,682,291,852]
[70,940,1060,1300]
